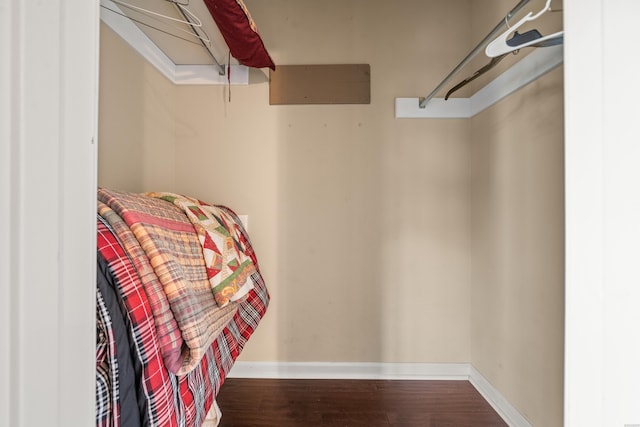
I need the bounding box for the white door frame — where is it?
[564,0,640,426]
[0,1,99,426]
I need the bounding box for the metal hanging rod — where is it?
[174,3,226,75]
[103,0,226,76]
[419,0,533,108]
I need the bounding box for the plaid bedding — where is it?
[98,188,238,375]
[95,192,269,427]
[97,252,142,427]
[146,192,256,308]
[96,289,120,427]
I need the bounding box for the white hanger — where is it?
[485,0,562,57]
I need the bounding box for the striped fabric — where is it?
[96,289,120,427]
[98,200,185,374]
[98,216,179,426]
[98,188,238,375]
[96,204,269,426]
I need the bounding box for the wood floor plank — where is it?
[216,379,508,427]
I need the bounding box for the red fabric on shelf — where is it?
[203,0,275,70]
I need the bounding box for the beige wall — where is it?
[467,2,564,427]
[99,0,473,363]
[469,67,564,427]
[99,0,563,425]
[98,22,178,193]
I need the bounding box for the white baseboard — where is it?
[228,362,533,427]
[469,365,533,427]
[228,361,471,380]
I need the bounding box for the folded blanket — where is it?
[97,215,270,426]
[146,192,256,307]
[98,188,238,375]
[98,201,184,373]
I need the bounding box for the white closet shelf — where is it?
[396,44,563,119]
[100,0,249,85]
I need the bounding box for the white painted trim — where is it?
[395,98,472,119]
[395,45,563,119]
[471,44,562,115]
[174,64,249,85]
[100,0,176,77]
[563,1,605,425]
[0,2,12,425]
[564,1,640,426]
[469,366,533,427]
[228,361,471,380]
[228,362,531,427]
[2,0,98,426]
[100,0,249,85]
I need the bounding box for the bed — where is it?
[95,188,269,427]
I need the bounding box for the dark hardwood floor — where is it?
[216,379,508,427]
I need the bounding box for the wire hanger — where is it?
[485,0,562,58]
[101,0,225,74]
[165,0,190,7]
[101,4,205,45]
[446,28,564,100]
[110,0,204,29]
[445,54,509,100]
[172,0,225,73]
[104,0,213,44]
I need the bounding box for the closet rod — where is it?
[174,4,226,75]
[419,0,532,108]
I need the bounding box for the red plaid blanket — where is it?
[98,188,238,375]
[96,214,269,426]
